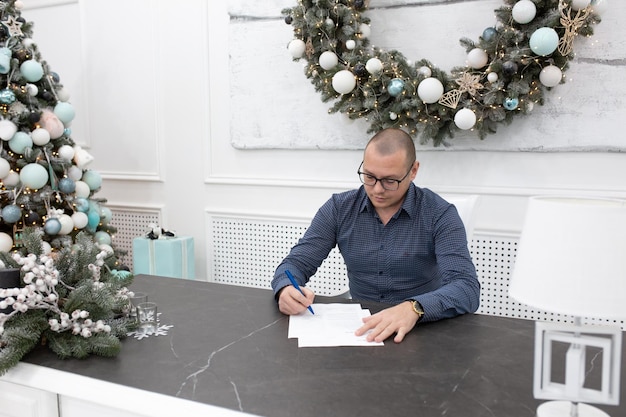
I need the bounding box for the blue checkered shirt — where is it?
[272,184,480,322]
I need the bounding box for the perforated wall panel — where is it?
[109,207,161,271]
[209,217,349,296]
[208,215,623,329]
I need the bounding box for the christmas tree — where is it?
[0,1,135,375]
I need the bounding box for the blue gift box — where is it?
[132,236,195,279]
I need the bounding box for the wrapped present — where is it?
[133,235,195,279]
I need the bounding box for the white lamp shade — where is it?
[509,196,626,320]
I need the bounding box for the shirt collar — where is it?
[358,183,421,219]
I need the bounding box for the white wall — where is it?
[23,0,626,280]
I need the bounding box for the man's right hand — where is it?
[277,285,315,315]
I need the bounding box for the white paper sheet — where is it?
[288,303,384,347]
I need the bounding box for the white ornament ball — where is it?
[487,72,499,83]
[2,171,19,187]
[365,58,383,74]
[539,65,563,87]
[417,66,432,77]
[0,232,12,252]
[319,51,338,70]
[454,108,477,130]
[512,0,537,24]
[58,144,75,161]
[57,88,71,102]
[31,128,51,146]
[417,77,444,104]
[0,158,9,178]
[571,0,591,10]
[466,48,489,69]
[71,211,89,229]
[0,119,17,141]
[331,70,356,95]
[26,83,38,96]
[74,180,91,198]
[359,23,371,38]
[345,40,356,50]
[389,112,398,121]
[98,243,114,255]
[58,214,74,235]
[288,39,306,58]
[14,0,23,10]
[67,165,83,181]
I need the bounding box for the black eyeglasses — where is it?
[357,161,414,191]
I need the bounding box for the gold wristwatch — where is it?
[411,300,424,322]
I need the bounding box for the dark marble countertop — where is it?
[18,275,624,417]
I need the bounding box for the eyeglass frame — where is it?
[357,160,415,191]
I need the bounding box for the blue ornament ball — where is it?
[58,177,76,194]
[82,170,102,191]
[0,89,15,104]
[2,204,22,223]
[503,97,519,110]
[94,231,112,245]
[529,27,559,56]
[20,163,49,189]
[54,102,76,124]
[75,197,90,213]
[8,131,33,154]
[387,78,405,97]
[44,218,62,235]
[482,27,497,42]
[20,59,44,82]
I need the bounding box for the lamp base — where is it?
[537,401,610,417]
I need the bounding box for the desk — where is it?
[10,275,626,417]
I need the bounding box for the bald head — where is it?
[365,128,416,169]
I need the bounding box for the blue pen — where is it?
[285,270,315,315]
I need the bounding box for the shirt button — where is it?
[379,245,384,249]
[378,271,383,275]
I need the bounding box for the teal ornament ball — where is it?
[58,177,76,193]
[0,54,9,74]
[20,163,49,189]
[482,27,497,42]
[9,131,33,154]
[529,27,559,56]
[87,209,100,232]
[0,47,11,58]
[387,78,405,97]
[94,231,112,245]
[100,206,112,224]
[1,204,22,223]
[44,218,62,235]
[82,170,102,190]
[75,197,89,213]
[20,59,44,82]
[54,102,75,124]
[0,89,15,104]
[504,97,519,110]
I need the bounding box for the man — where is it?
[271,128,480,343]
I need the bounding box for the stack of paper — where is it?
[288,303,384,347]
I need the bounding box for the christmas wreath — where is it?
[282,0,603,146]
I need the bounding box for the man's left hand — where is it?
[354,301,419,343]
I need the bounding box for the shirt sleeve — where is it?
[271,198,338,297]
[412,204,481,322]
